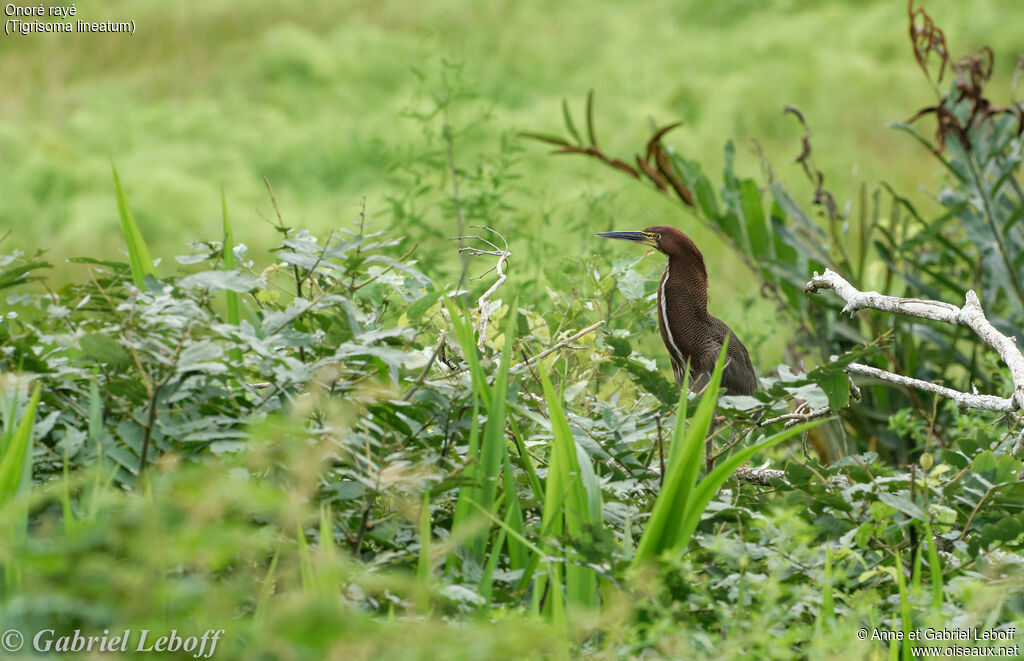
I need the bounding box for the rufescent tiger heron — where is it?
[597,225,757,396]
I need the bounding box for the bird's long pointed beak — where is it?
[596,231,659,248]
[595,231,652,244]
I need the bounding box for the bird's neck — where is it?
[662,255,710,317]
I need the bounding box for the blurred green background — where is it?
[2,0,1021,337]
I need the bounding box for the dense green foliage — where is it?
[3,4,1024,660]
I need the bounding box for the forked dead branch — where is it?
[805,268,1024,423]
[454,225,511,350]
[452,225,605,366]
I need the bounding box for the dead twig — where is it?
[509,320,605,373]
[758,402,836,429]
[453,226,511,351]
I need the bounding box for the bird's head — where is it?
[596,225,699,258]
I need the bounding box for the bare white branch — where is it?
[805,268,1024,417]
[845,362,1014,413]
[733,466,786,485]
[730,466,851,487]
[456,226,511,351]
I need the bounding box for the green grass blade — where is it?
[665,366,690,471]
[821,546,834,622]
[444,298,490,406]
[61,425,75,533]
[922,518,943,613]
[507,410,545,502]
[538,358,598,609]
[477,304,517,531]
[447,298,517,564]
[895,548,911,661]
[319,503,336,557]
[88,377,104,455]
[478,520,507,607]
[674,419,824,556]
[0,389,15,457]
[0,383,41,505]
[417,490,432,613]
[255,549,280,624]
[911,540,923,595]
[445,298,485,566]
[502,453,529,570]
[111,162,157,287]
[0,382,40,589]
[296,522,314,594]
[222,189,243,364]
[467,497,546,558]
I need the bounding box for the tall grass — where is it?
[538,358,602,612]
[446,299,521,571]
[633,344,824,565]
[0,383,41,507]
[221,189,243,365]
[1,382,42,589]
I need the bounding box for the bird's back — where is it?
[709,316,757,396]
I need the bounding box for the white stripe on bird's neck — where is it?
[659,265,688,371]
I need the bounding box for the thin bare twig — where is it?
[758,404,835,429]
[509,320,605,373]
[1013,427,1024,456]
[402,330,447,402]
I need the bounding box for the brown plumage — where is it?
[597,225,757,396]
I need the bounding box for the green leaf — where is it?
[785,462,815,484]
[222,189,242,365]
[615,268,646,301]
[819,370,850,410]
[878,492,924,520]
[739,179,770,260]
[79,333,131,367]
[177,341,226,373]
[971,450,997,473]
[178,270,260,293]
[610,356,677,406]
[407,290,441,322]
[605,335,631,357]
[0,261,52,290]
[635,343,726,563]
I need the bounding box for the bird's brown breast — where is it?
[657,262,756,396]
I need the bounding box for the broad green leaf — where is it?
[178,270,261,293]
[80,333,131,367]
[878,492,925,520]
[819,370,850,410]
